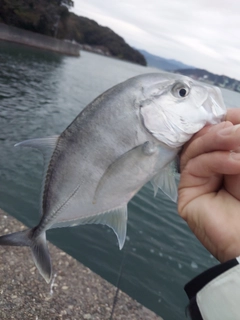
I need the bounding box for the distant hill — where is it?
[138,49,194,71]
[175,68,240,92]
[60,14,146,66]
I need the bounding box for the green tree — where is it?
[0,0,74,36]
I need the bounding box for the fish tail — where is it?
[0,229,52,283]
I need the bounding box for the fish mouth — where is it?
[202,86,227,124]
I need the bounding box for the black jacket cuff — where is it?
[184,257,240,320]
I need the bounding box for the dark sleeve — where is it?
[184,257,240,320]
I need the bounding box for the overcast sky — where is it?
[71,0,240,80]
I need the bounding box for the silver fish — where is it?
[0,73,226,282]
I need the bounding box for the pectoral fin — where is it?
[151,160,178,202]
[94,142,157,204]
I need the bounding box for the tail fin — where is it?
[0,229,52,283]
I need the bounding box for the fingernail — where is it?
[230,151,240,160]
[219,124,240,136]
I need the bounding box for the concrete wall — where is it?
[0,23,80,57]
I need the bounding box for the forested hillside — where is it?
[0,0,73,36]
[59,15,146,65]
[0,0,146,65]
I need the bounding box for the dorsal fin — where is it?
[15,136,60,215]
[15,136,59,165]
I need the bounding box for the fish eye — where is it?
[179,88,187,97]
[172,83,190,98]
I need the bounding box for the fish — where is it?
[0,73,226,283]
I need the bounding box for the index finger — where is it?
[179,121,240,172]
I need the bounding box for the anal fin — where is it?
[78,206,128,250]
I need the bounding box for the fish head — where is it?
[140,74,227,148]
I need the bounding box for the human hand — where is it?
[178,109,240,263]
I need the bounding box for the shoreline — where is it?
[0,209,163,320]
